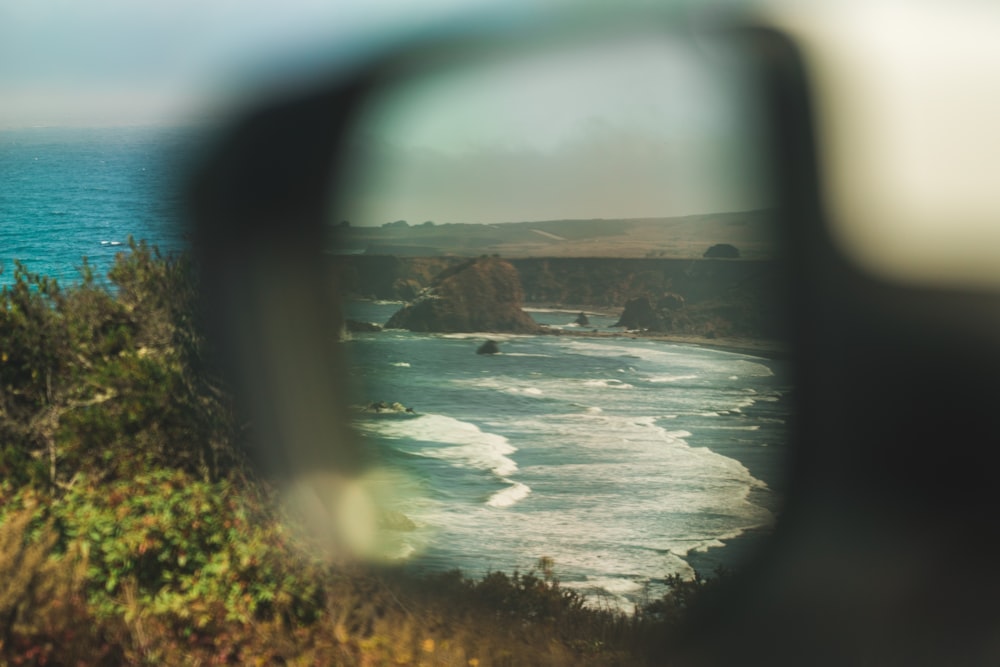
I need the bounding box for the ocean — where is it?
[2,127,791,610]
[346,302,790,609]
[0,126,194,286]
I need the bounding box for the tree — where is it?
[704,243,740,259]
[0,239,241,489]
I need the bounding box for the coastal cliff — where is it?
[384,257,540,333]
[332,255,784,339]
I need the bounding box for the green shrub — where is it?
[2,472,321,625]
[0,239,242,490]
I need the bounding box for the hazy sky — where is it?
[0,0,497,128]
[347,31,770,224]
[1,1,769,223]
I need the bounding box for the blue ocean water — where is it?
[0,126,194,286]
[346,301,790,610]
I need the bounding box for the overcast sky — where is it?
[0,0,770,223]
[0,0,496,128]
[346,30,770,224]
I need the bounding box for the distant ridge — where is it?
[331,210,777,259]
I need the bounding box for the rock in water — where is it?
[614,296,665,330]
[574,311,590,326]
[386,257,540,333]
[477,340,500,355]
[363,401,417,415]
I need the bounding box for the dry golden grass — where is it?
[1,495,676,666]
[0,503,124,664]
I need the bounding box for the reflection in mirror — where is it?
[329,27,790,613]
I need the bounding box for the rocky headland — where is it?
[384,257,541,334]
[336,255,784,342]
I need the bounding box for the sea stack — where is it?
[386,257,540,333]
[614,296,663,330]
[613,292,686,331]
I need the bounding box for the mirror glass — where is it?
[329,26,791,611]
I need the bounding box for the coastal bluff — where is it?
[385,257,540,333]
[332,255,785,339]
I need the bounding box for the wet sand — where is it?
[539,327,789,360]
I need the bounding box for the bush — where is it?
[703,243,740,258]
[0,239,242,489]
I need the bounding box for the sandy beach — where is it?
[528,303,788,360]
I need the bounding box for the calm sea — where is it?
[2,127,791,610]
[0,126,195,286]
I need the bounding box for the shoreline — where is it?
[354,298,789,591]
[349,299,787,360]
[526,305,789,576]
[539,328,789,360]
[522,302,788,360]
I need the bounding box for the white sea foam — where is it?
[562,577,647,613]
[646,374,699,383]
[391,361,411,367]
[357,413,518,478]
[458,377,544,396]
[583,379,633,389]
[503,386,543,396]
[503,353,554,358]
[563,339,775,374]
[487,480,532,508]
[438,332,519,341]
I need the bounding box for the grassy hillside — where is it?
[333,210,778,259]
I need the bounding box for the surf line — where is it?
[487,479,532,508]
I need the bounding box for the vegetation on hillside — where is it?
[385,257,540,333]
[335,255,783,339]
[0,241,726,664]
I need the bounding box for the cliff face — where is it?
[332,256,776,305]
[508,257,778,308]
[385,258,540,333]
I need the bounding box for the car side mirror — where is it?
[186,5,1000,663]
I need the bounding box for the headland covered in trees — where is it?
[330,211,786,357]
